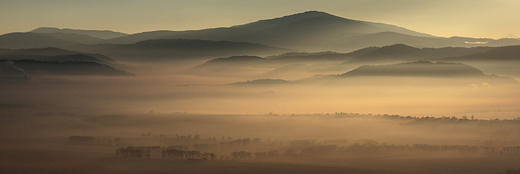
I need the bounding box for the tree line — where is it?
[116,146,215,160]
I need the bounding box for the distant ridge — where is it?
[436,45,520,62]
[32,27,128,39]
[67,39,289,61]
[102,11,441,51]
[0,59,134,76]
[0,47,117,63]
[340,61,485,77]
[229,79,290,86]
[1,11,519,52]
[0,32,76,49]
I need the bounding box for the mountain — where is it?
[266,51,353,63]
[31,27,128,39]
[231,11,432,37]
[227,61,518,86]
[184,56,271,77]
[37,32,104,44]
[0,47,117,63]
[103,11,436,51]
[4,11,519,52]
[0,32,77,49]
[67,39,289,61]
[203,56,267,65]
[185,44,508,78]
[317,61,518,85]
[229,79,290,86]
[0,59,134,77]
[102,11,520,52]
[436,45,520,62]
[345,44,494,63]
[340,61,484,77]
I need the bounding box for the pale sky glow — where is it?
[1,0,519,39]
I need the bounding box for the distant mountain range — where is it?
[0,47,133,77]
[332,61,518,85]
[1,11,519,53]
[0,60,134,77]
[230,61,518,86]
[101,11,519,52]
[31,27,128,39]
[66,39,289,61]
[185,44,520,79]
[340,61,484,77]
[0,47,116,63]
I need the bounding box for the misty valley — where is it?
[1,11,520,174]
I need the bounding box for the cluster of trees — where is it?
[241,143,520,160]
[162,148,216,160]
[173,134,217,142]
[141,132,167,138]
[488,146,520,156]
[116,146,150,159]
[219,138,261,149]
[231,151,252,160]
[287,112,520,125]
[116,146,216,160]
[497,168,520,174]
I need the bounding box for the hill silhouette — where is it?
[103,11,434,51]
[31,27,128,39]
[98,11,520,52]
[3,11,519,52]
[0,33,77,49]
[233,11,431,38]
[68,39,289,61]
[340,61,484,77]
[0,59,134,76]
[37,32,104,44]
[184,56,271,77]
[266,51,353,63]
[437,45,520,62]
[204,56,267,65]
[0,47,117,63]
[345,44,494,63]
[229,79,290,86]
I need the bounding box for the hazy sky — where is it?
[1,0,519,39]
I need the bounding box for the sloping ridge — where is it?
[0,47,116,63]
[439,45,520,61]
[204,56,266,65]
[233,11,430,37]
[104,11,433,50]
[341,61,485,77]
[32,27,128,39]
[0,33,77,49]
[1,59,134,76]
[229,79,290,86]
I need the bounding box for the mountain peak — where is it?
[31,27,128,39]
[277,10,348,21]
[504,33,518,38]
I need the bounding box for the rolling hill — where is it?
[31,27,128,39]
[101,11,520,52]
[0,32,77,49]
[0,60,134,76]
[3,11,519,53]
[67,39,289,61]
[435,45,520,62]
[0,47,116,63]
[340,61,485,77]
